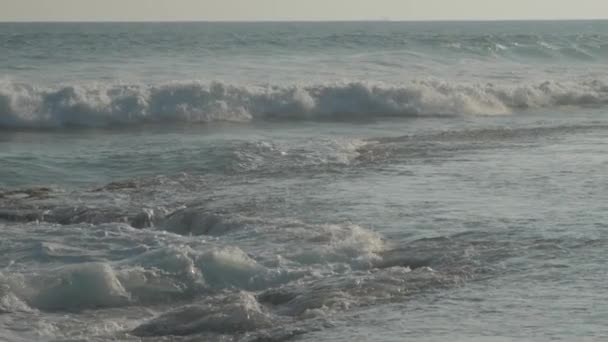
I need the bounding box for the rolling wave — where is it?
[1,79,607,128]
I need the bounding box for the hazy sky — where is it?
[1,0,607,21]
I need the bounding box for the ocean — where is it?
[1,21,608,341]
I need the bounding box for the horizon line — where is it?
[1,18,608,24]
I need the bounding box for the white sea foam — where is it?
[29,263,131,311]
[2,80,608,128]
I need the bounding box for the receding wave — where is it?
[1,79,608,128]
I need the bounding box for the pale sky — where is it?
[1,0,607,22]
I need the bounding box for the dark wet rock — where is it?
[48,206,131,225]
[257,288,299,306]
[0,209,46,222]
[93,180,139,192]
[130,208,156,229]
[244,328,308,342]
[0,200,165,228]
[0,187,53,200]
[160,208,244,236]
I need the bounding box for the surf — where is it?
[2,79,608,129]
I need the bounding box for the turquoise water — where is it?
[1,21,608,341]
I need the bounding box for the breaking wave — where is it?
[2,79,608,128]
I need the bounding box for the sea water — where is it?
[1,21,608,341]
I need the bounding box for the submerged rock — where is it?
[160,208,244,236]
[132,292,273,336]
[0,187,53,200]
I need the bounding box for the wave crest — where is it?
[1,79,608,128]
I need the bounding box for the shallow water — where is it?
[1,21,608,341]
